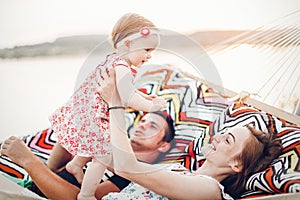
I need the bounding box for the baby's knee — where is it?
[93,154,112,166]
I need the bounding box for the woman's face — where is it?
[203,126,251,169]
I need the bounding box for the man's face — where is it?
[129,113,168,152]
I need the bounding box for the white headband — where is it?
[116,27,159,48]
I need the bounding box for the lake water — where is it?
[0,56,85,141]
[0,45,299,141]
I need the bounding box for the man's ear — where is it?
[158,142,171,153]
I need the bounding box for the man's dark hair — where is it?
[127,111,175,143]
[151,111,175,142]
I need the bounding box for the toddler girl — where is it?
[49,13,166,200]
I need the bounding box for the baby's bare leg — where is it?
[78,155,112,200]
[66,155,91,184]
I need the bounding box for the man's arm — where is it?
[95,180,120,199]
[1,136,80,200]
[1,136,132,200]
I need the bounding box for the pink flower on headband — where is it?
[140,27,151,37]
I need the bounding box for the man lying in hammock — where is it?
[1,110,175,200]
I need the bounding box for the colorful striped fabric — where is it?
[183,102,300,197]
[0,128,55,180]
[1,64,229,179]
[1,64,298,198]
[0,127,114,182]
[125,64,230,163]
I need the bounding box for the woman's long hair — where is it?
[221,125,283,198]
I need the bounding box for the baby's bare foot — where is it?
[66,162,84,184]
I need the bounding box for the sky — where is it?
[0,0,299,48]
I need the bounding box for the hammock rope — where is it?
[205,10,300,114]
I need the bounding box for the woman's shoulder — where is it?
[195,175,234,200]
[179,172,233,200]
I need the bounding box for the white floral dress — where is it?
[49,53,136,157]
[102,164,234,200]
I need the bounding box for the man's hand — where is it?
[1,136,37,168]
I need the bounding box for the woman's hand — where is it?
[97,67,123,107]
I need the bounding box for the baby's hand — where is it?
[151,96,167,111]
[146,94,157,100]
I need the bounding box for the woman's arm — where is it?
[109,109,221,200]
[99,66,222,200]
[1,136,80,200]
[114,66,166,112]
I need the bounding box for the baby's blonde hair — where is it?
[111,13,157,49]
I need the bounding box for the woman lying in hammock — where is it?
[98,67,283,200]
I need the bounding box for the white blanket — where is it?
[0,175,46,200]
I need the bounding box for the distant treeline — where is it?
[0,35,109,59]
[1,29,295,59]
